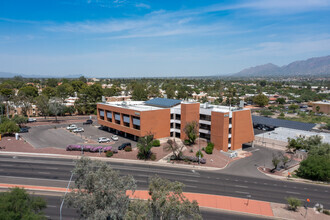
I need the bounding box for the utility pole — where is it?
[60,172,74,220]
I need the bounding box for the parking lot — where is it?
[20,122,137,150]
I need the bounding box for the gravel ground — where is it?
[271,203,330,220]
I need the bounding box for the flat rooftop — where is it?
[256,127,330,144]
[312,101,330,105]
[99,99,247,114]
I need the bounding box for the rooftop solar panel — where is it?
[145,98,181,108]
[252,115,315,131]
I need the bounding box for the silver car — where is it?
[98,137,110,143]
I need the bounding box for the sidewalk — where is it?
[0,183,274,218]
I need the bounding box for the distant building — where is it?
[97,98,254,152]
[105,95,131,102]
[311,100,330,114]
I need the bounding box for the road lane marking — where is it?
[235,185,248,188]
[0,175,70,182]
[285,191,300,195]
[250,149,260,153]
[38,172,51,175]
[235,191,250,194]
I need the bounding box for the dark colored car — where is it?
[19,127,29,133]
[83,119,93,125]
[118,142,131,150]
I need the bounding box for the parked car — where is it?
[19,127,29,133]
[98,137,110,143]
[66,124,77,130]
[118,142,131,150]
[83,119,93,125]
[111,135,119,141]
[28,118,37,123]
[73,127,84,133]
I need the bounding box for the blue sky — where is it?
[1,0,330,77]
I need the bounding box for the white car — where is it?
[98,137,110,143]
[28,118,37,122]
[67,124,77,130]
[73,127,84,133]
[111,135,119,141]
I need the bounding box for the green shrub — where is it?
[286,197,301,211]
[207,142,214,150]
[196,150,203,158]
[184,139,190,145]
[152,140,160,147]
[323,209,330,215]
[190,149,193,153]
[125,146,132,152]
[150,154,157,161]
[296,155,330,181]
[106,151,113,157]
[205,146,213,154]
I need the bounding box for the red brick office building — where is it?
[97,98,254,152]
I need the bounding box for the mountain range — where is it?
[231,55,330,77]
[0,72,83,79]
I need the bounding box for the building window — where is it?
[175,132,181,138]
[132,116,140,130]
[170,132,174,137]
[199,124,211,130]
[171,114,174,119]
[175,114,181,120]
[170,123,174,128]
[229,128,232,134]
[123,114,130,127]
[175,123,181,129]
[228,138,231,144]
[229,118,232,124]
[99,110,105,120]
[114,113,120,124]
[200,114,211,121]
[106,111,112,122]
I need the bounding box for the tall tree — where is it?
[126,176,202,220]
[35,95,50,119]
[49,98,65,121]
[137,134,154,160]
[65,157,136,220]
[163,139,185,160]
[132,83,148,101]
[253,94,269,107]
[18,86,38,98]
[183,121,199,145]
[0,187,47,220]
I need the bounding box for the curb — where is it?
[0,151,223,171]
[256,166,330,187]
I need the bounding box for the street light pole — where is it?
[60,171,74,220]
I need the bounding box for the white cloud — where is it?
[135,3,150,9]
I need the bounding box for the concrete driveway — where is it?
[219,146,283,179]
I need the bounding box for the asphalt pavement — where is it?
[0,155,329,209]
[20,122,137,150]
[220,145,283,179]
[33,194,270,220]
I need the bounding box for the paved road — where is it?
[0,155,329,209]
[32,194,269,220]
